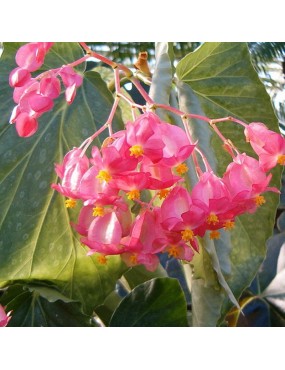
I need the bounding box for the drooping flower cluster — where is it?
[51,112,282,271]
[0,304,12,327]
[9,42,83,137]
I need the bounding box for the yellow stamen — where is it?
[181,228,194,242]
[224,220,235,230]
[127,189,140,200]
[96,170,112,183]
[175,163,188,176]
[130,145,144,158]
[207,213,219,225]
[210,230,220,239]
[93,206,105,217]
[277,154,285,165]
[168,245,180,258]
[157,189,170,199]
[65,198,77,208]
[97,254,107,265]
[129,253,138,265]
[255,195,266,207]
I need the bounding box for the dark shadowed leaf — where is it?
[110,277,188,327]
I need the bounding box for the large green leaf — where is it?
[0,283,94,326]
[110,277,188,327]
[0,42,128,314]
[176,42,282,325]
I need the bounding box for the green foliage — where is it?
[110,278,188,327]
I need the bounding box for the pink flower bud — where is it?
[40,74,61,99]
[9,67,31,87]
[15,43,46,72]
[15,112,38,137]
[0,305,12,327]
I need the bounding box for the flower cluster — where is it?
[0,304,12,327]
[9,42,83,137]
[52,112,282,271]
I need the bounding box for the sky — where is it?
[1,1,285,41]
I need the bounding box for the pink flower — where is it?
[222,153,279,215]
[158,121,195,167]
[0,305,12,327]
[9,67,31,88]
[245,122,285,171]
[15,42,53,72]
[125,112,165,163]
[40,73,61,99]
[14,112,38,137]
[58,66,83,104]
[81,207,132,255]
[140,158,181,190]
[120,208,167,270]
[121,208,168,254]
[51,148,89,199]
[191,171,235,233]
[160,186,206,250]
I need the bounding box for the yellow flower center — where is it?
[207,213,219,225]
[255,195,266,206]
[129,253,138,265]
[127,189,140,200]
[277,154,285,165]
[210,230,220,239]
[93,206,105,217]
[223,220,235,230]
[130,145,144,158]
[97,254,107,265]
[157,189,170,199]
[175,163,188,176]
[168,245,180,258]
[181,228,194,242]
[65,198,77,208]
[96,170,112,183]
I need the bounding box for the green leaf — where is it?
[110,277,189,327]
[0,42,127,314]
[0,283,94,327]
[176,42,282,326]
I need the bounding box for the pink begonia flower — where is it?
[9,67,31,88]
[15,112,38,137]
[15,42,53,72]
[191,171,236,233]
[140,158,181,190]
[51,148,89,199]
[12,79,39,104]
[81,208,132,255]
[125,112,165,163]
[121,252,160,272]
[78,165,119,203]
[222,153,279,215]
[120,208,167,270]
[58,66,83,104]
[121,208,168,253]
[0,305,12,327]
[164,234,195,262]
[158,121,196,167]
[160,186,206,251]
[245,122,285,171]
[40,73,61,99]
